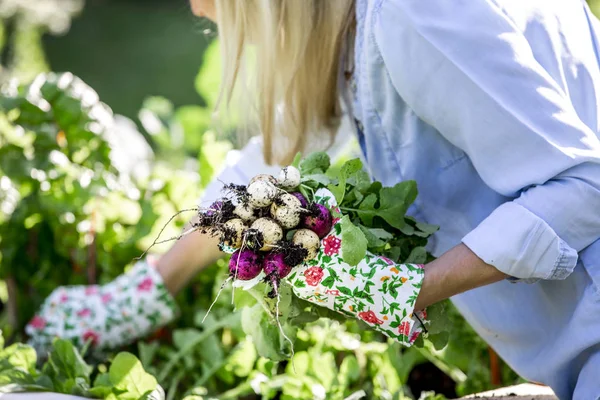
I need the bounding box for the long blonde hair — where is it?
[214,0,356,165]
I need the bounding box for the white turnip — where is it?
[277,166,301,189]
[292,229,320,261]
[247,180,278,208]
[250,217,283,251]
[221,218,246,248]
[270,193,302,229]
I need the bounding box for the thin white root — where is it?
[274,282,296,373]
[202,276,232,323]
[134,208,200,261]
[231,234,248,304]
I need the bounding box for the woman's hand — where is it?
[415,244,509,311]
[26,258,178,357]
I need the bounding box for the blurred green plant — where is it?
[0,0,84,82]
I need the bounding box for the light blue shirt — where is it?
[349,0,600,398]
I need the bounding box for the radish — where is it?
[234,201,257,223]
[229,250,263,280]
[270,193,302,229]
[292,229,320,261]
[249,174,278,186]
[263,252,293,279]
[277,166,301,189]
[221,218,246,248]
[250,217,283,251]
[247,180,278,208]
[303,203,333,238]
[290,192,308,208]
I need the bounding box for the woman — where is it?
[29,1,600,398]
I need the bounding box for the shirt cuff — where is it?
[462,202,578,280]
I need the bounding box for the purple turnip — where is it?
[229,250,263,280]
[303,203,333,238]
[263,252,293,279]
[290,192,308,208]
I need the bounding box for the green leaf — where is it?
[299,152,331,175]
[357,181,418,229]
[320,276,335,288]
[0,343,37,373]
[241,303,296,361]
[327,159,363,204]
[406,247,427,264]
[340,215,368,266]
[43,339,91,393]
[339,355,360,385]
[109,352,158,398]
[415,221,439,235]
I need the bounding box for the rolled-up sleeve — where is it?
[373,0,600,280]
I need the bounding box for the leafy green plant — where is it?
[0,332,161,399]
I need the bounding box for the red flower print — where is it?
[323,235,341,256]
[416,264,425,269]
[137,277,154,292]
[332,217,341,225]
[77,308,91,317]
[380,257,394,265]
[398,321,411,337]
[304,267,324,286]
[101,293,112,304]
[358,310,384,325]
[85,286,99,295]
[29,315,46,330]
[59,293,69,303]
[82,330,100,346]
[410,330,421,343]
[325,289,340,296]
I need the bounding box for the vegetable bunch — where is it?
[196,151,439,298]
[196,162,333,297]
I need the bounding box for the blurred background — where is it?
[1,1,599,399]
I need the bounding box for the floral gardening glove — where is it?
[286,189,428,346]
[26,258,178,356]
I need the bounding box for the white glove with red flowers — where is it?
[26,258,177,356]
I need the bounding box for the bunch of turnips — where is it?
[195,165,334,295]
[193,152,449,350]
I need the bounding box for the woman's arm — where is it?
[415,244,508,311]
[155,221,222,294]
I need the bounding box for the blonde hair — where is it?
[214,0,356,165]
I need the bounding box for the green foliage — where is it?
[0,334,161,399]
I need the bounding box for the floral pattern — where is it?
[25,259,178,357]
[285,188,428,346]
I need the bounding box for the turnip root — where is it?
[292,229,320,261]
[229,250,262,280]
[303,203,333,238]
[250,217,283,251]
[249,174,277,186]
[234,201,257,223]
[221,218,246,248]
[277,166,301,189]
[270,193,302,229]
[247,180,278,208]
